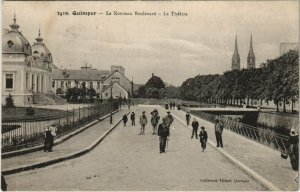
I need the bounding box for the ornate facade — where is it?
[2,14,53,106]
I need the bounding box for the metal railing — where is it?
[191,111,289,153]
[1,102,120,152]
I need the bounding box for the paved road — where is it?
[5,106,266,191]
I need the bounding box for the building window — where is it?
[90,82,93,88]
[26,73,29,89]
[7,40,14,48]
[61,81,64,88]
[52,81,55,88]
[6,74,13,89]
[97,82,100,89]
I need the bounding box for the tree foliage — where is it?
[137,75,166,98]
[180,50,299,111]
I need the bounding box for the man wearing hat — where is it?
[139,111,147,135]
[130,112,136,126]
[157,117,170,153]
[214,118,223,148]
[199,126,208,152]
[165,111,174,129]
[186,112,191,126]
[191,118,199,139]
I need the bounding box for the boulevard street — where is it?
[6,106,266,191]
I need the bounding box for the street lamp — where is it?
[110,81,113,124]
[187,83,190,111]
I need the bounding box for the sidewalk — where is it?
[169,109,298,191]
[2,108,130,174]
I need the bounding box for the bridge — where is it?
[1,105,297,191]
[188,107,259,116]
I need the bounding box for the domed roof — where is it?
[31,29,53,63]
[2,14,32,56]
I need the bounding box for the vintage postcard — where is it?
[1,0,299,191]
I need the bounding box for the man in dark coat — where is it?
[214,119,223,148]
[130,112,135,126]
[186,112,191,126]
[288,128,298,171]
[199,126,208,152]
[191,118,199,139]
[122,114,128,126]
[157,118,170,153]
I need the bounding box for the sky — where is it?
[2,1,299,86]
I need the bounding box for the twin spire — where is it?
[232,34,256,70]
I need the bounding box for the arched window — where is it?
[7,40,14,48]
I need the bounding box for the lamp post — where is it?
[187,83,190,111]
[110,81,113,124]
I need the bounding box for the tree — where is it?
[5,94,15,108]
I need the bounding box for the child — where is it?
[199,126,208,152]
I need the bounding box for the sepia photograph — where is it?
[1,0,299,191]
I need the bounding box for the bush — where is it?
[26,106,35,116]
[5,94,15,108]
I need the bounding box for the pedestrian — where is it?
[122,114,128,126]
[186,112,191,126]
[172,102,176,110]
[288,128,298,171]
[199,126,208,152]
[43,124,51,152]
[49,124,57,152]
[1,174,7,191]
[214,119,223,148]
[165,111,174,128]
[130,112,135,126]
[169,102,173,110]
[139,111,147,135]
[165,104,169,110]
[191,118,199,139]
[151,109,160,135]
[157,118,170,153]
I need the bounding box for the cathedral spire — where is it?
[232,35,240,70]
[9,12,20,31]
[247,34,256,68]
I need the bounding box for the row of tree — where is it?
[180,50,299,112]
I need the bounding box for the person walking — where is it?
[169,102,173,110]
[186,112,191,126]
[130,112,135,126]
[214,119,223,148]
[122,114,128,126]
[288,128,299,171]
[165,111,174,127]
[151,110,160,135]
[191,118,199,139]
[43,124,52,152]
[157,118,170,153]
[199,127,208,151]
[139,111,147,135]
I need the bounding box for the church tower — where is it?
[231,35,240,70]
[247,34,256,68]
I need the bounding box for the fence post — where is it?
[79,107,81,121]
[73,108,75,125]
[67,108,69,125]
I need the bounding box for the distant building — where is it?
[280,43,299,55]
[231,35,240,70]
[247,35,256,69]
[2,14,53,106]
[53,65,138,99]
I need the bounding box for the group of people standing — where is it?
[125,109,174,153]
[165,102,176,110]
[186,112,224,151]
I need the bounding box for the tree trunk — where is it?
[247,96,249,105]
[276,103,279,112]
[251,98,253,106]
[260,99,263,106]
[283,98,286,113]
[292,99,294,112]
